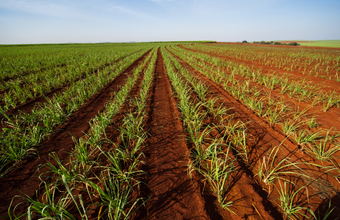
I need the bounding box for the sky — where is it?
[0,0,339,44]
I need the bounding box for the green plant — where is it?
[280,118,305,136]
[23,182,76,220]
[307,115,319,129]
[309,200,336,220]
[99,147,144,182]
[205,97,218,114]
[293,129,322,148]
[230,129,249,163]
[222,119,248,136]
[305,128,340,161]
[198,142,237,213]
[274,181,310,220]
[193,81,209,100]
[187,122,212,149]
[71,136,96,172]
[255,145,309,194]
[322,92,340,112]
[120,112,145,141]
[291,105,310,120]
[267,106,285,126]
[87,171,142,220]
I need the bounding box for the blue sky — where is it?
[0,0,339,44]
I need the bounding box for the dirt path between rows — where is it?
[135,49,211,219]
[0,50,151,218]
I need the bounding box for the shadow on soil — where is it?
[314,193,340,219]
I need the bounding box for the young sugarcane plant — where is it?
[274,181,312,220]
[305,128,340,162]
[198,141,237,214]
[10,152,90,219]
[186,121,212,150]
[291,105,310,120]
[309,200,336,220]
[193,81,209,101]
[280,118,305,136]
[307,114,319,129]
[255,144,310,195]
[87,171,143,220]
[71,135,96,173]
[322,92,340,112]
[293,129,322,150]
[267,105,285,127]
[10,181,77,220]
[97,146,145,182]
[230,129,250,164]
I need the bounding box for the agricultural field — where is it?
[280,40,340,48]
[1,42,340,219]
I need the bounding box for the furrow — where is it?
[137,49,211,220]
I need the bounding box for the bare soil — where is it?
[135,49,211,219]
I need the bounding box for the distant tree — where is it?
[274,42,282,45]
[288,42,299,46]
[242,40,248,43]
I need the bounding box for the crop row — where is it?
[163,48,274,217]
[183,43,340,81]
[168,46,340,173]
[2,43,340,219]
[173,45,340,112]
[0,44,145,81]
[169,46,340,130]
[0,48,151,177]
[0,48,146,112]
[9,48,158,219]
[163,47,339,218]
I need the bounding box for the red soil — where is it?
[2,44,340,219]
[167,46,340,218]
[168,49,283,219]
[136,49,212,219]
[0,50,151,218]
